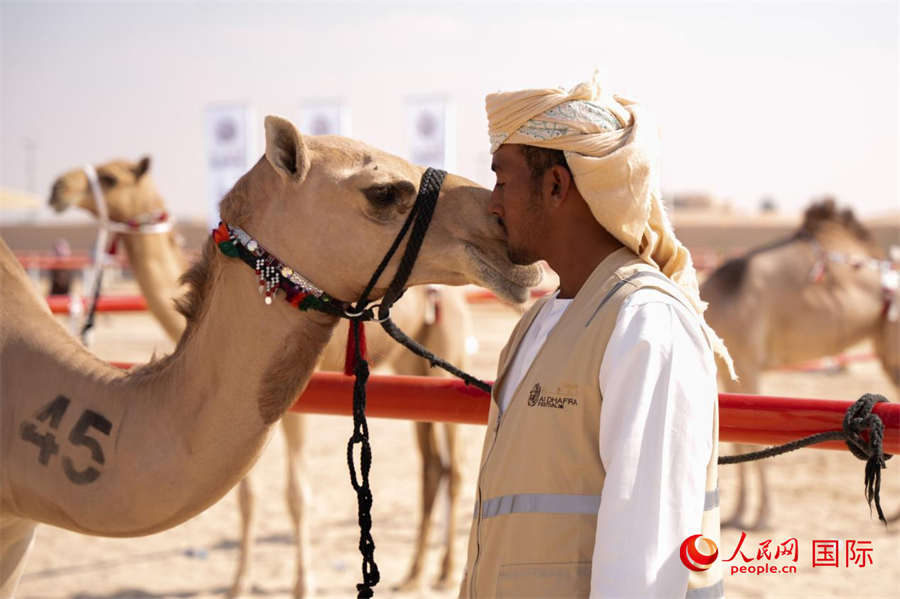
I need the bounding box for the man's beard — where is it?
[506,188,545,266]
[508,244,536,266]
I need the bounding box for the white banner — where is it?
[299,101,350,136]
[406,97,455,171]
[205,104,256,228]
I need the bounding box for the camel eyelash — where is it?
[364,185,398,206]
[363,181,416,207]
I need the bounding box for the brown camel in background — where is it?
[48,155,491,596]
[701,199,899,530]
[49,156,188,340]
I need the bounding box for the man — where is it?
[460,72,735,599]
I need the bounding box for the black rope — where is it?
[343,168,445,599]
[345,318,378,598]
[719,393,893,527]
[355,168,445,311]
[379,318,492,394]
[379,169,444,310]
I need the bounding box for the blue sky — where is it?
[2,2,898,220]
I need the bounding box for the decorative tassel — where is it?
[218,240,239,257]
[344,319,368,376]
[212,222,230,244]
[289,291,309,308]
[107,234,120,256]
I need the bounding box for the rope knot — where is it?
[842,393,892,527]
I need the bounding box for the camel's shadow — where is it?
[20,535,297,599]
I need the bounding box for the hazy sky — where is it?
[2,2,898,222]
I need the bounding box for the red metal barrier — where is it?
[47,295,149,314]
[105,364,899,454]
[45,288,548,314]
[465,287,552,303]
[17,253,129,270]
[287,374,899,453]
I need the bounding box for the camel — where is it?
[700,199,900,530]
[49,156,188,340]
[49,156,481,596]
[0,115,542,599]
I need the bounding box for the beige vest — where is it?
[460,248,723,599]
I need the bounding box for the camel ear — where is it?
[264,115,310,181]
[134,156,151,179]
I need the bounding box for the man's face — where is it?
[489,145,547,265]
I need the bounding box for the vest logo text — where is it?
[527,383,579,410]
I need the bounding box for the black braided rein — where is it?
[344,167,445,599]
[379,318,492,394]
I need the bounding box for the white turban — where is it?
[486,70,735,377]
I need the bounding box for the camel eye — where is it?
[99,173,118,187]
[364,185,398,207]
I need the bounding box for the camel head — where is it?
[800,198,884,258]
[218,116,543,305]
[48,157,165,223]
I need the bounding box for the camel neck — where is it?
[3,249,338,536]
[119,232,188,341]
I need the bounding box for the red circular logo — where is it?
[680,535,719,571]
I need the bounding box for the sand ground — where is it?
[13,280,900,599]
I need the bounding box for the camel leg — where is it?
[392,288,471,591]
[435,422,464,590]
[738,368,774,532]
[720,365,760,530]
[282,413,314,599]
[394,421,443,592]
[751,448,773,531]
[721,442,750,530]
[228,474,256,599]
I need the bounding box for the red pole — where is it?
[464,288,552,303]
[47,295,149,314]
[17,254,129,269]
[105,367,898,454]
[286,374,898,453]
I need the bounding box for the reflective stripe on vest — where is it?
[686,578,725,599]
[481,493,602,520]
[476,488,719,519]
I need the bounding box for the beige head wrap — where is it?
[486,70,735,377]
